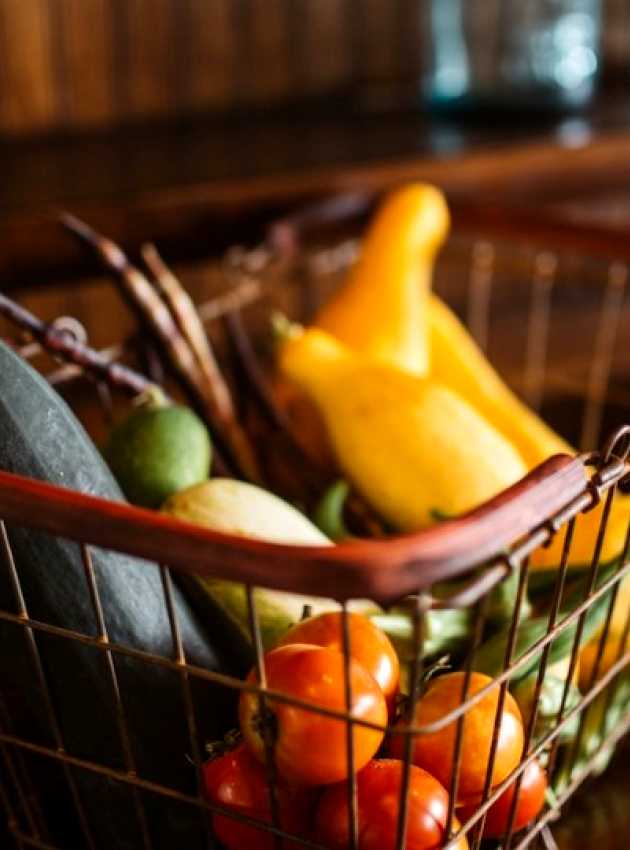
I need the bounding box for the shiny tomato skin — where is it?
[278,612,400,712]
[203,744,312,850]
[390,672,524,801]
[458,758,547,838]
[239,643,387,786]
[316,759,469,850]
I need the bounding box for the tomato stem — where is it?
[205,729,243,761]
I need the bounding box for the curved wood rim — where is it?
[0,455,587,603]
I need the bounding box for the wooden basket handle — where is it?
[0,454,587,604]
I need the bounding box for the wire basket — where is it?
[1,197,630,850]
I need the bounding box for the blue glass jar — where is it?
[425,0,602,112]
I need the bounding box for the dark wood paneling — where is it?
[0,0,58,133]
[0,1,626,138]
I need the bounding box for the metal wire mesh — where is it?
[0,225,629,850]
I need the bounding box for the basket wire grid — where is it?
[0,210,630,850]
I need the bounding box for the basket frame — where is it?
[1,201,630,850]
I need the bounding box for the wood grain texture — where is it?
[119,0,179,119]
[0,0,58,133]
[184,0,237,110]
[0,1,625,136]
[297,0,353,95]
[358,0,400,82]
[53,0,115,128]
[240,0,292,104]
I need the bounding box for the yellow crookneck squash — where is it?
[311,182,629,569]
[315,182,449,377]
[279,327,528,532]
[428,296,630,569]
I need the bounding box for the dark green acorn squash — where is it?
[0,340,246,850]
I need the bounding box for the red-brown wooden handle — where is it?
[0,455,587,604]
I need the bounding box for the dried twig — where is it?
[142,243,223,394]
[61,213,262,484]
[1,291,234,477]
[223,310,293,432]
[198,279,261,323]
[0,292,156,397]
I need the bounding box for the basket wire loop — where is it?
[596,517,630,743]
[472,559,531,850]
[466,241,495,353]
[581,262,629,452]
[245,585,283,850]
[3,230,630,849]
[523,252,557,413]
[81,544,153,850]
[502,519,577,850]
[442,593,490,850]
[0,688,45,840]
[0,731,36,846]
[393,592,430,850]
[158,564,217,850]
[0,522,96,850]
[546,485,617,781]
[566,509,630,776]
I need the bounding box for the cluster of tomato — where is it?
[203,612,547,849]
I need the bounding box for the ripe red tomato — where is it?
[239,643,387,786]
[277,612,400,712]
[203,743,312,850]
[316,759,469,850]
[458,758,547,838]
[390,672,524,801]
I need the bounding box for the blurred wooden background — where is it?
[0,0,627,137]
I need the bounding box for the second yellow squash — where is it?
[279,328,528,532]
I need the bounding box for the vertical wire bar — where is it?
[580,262,628,452]
[340,603,358,850]
[596,517,630,740]
[159,566,217,850]
[502,522,576,850]
[245,586,282,850]
[541,824,560,850]
[394,592,429,850]
[80,545,153,850]
[546,487,616,781]
[0,697,42,841]
[523,252,557,412]
[0,523,96,850]
[565,507,630,772]
[471,558,530,850]
[0,752,25,850]
[466,241,495,351]
[0,574,47,846]
[0,688,49,840]
[444,591,490,847]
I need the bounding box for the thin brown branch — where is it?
[0,292,155,397]
[223,310,293,432]
[138,244,261,482]
[198,279,261,323]
[141,243,227,409]
[61,213,262,484]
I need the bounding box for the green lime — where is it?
[105,395,212,508]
